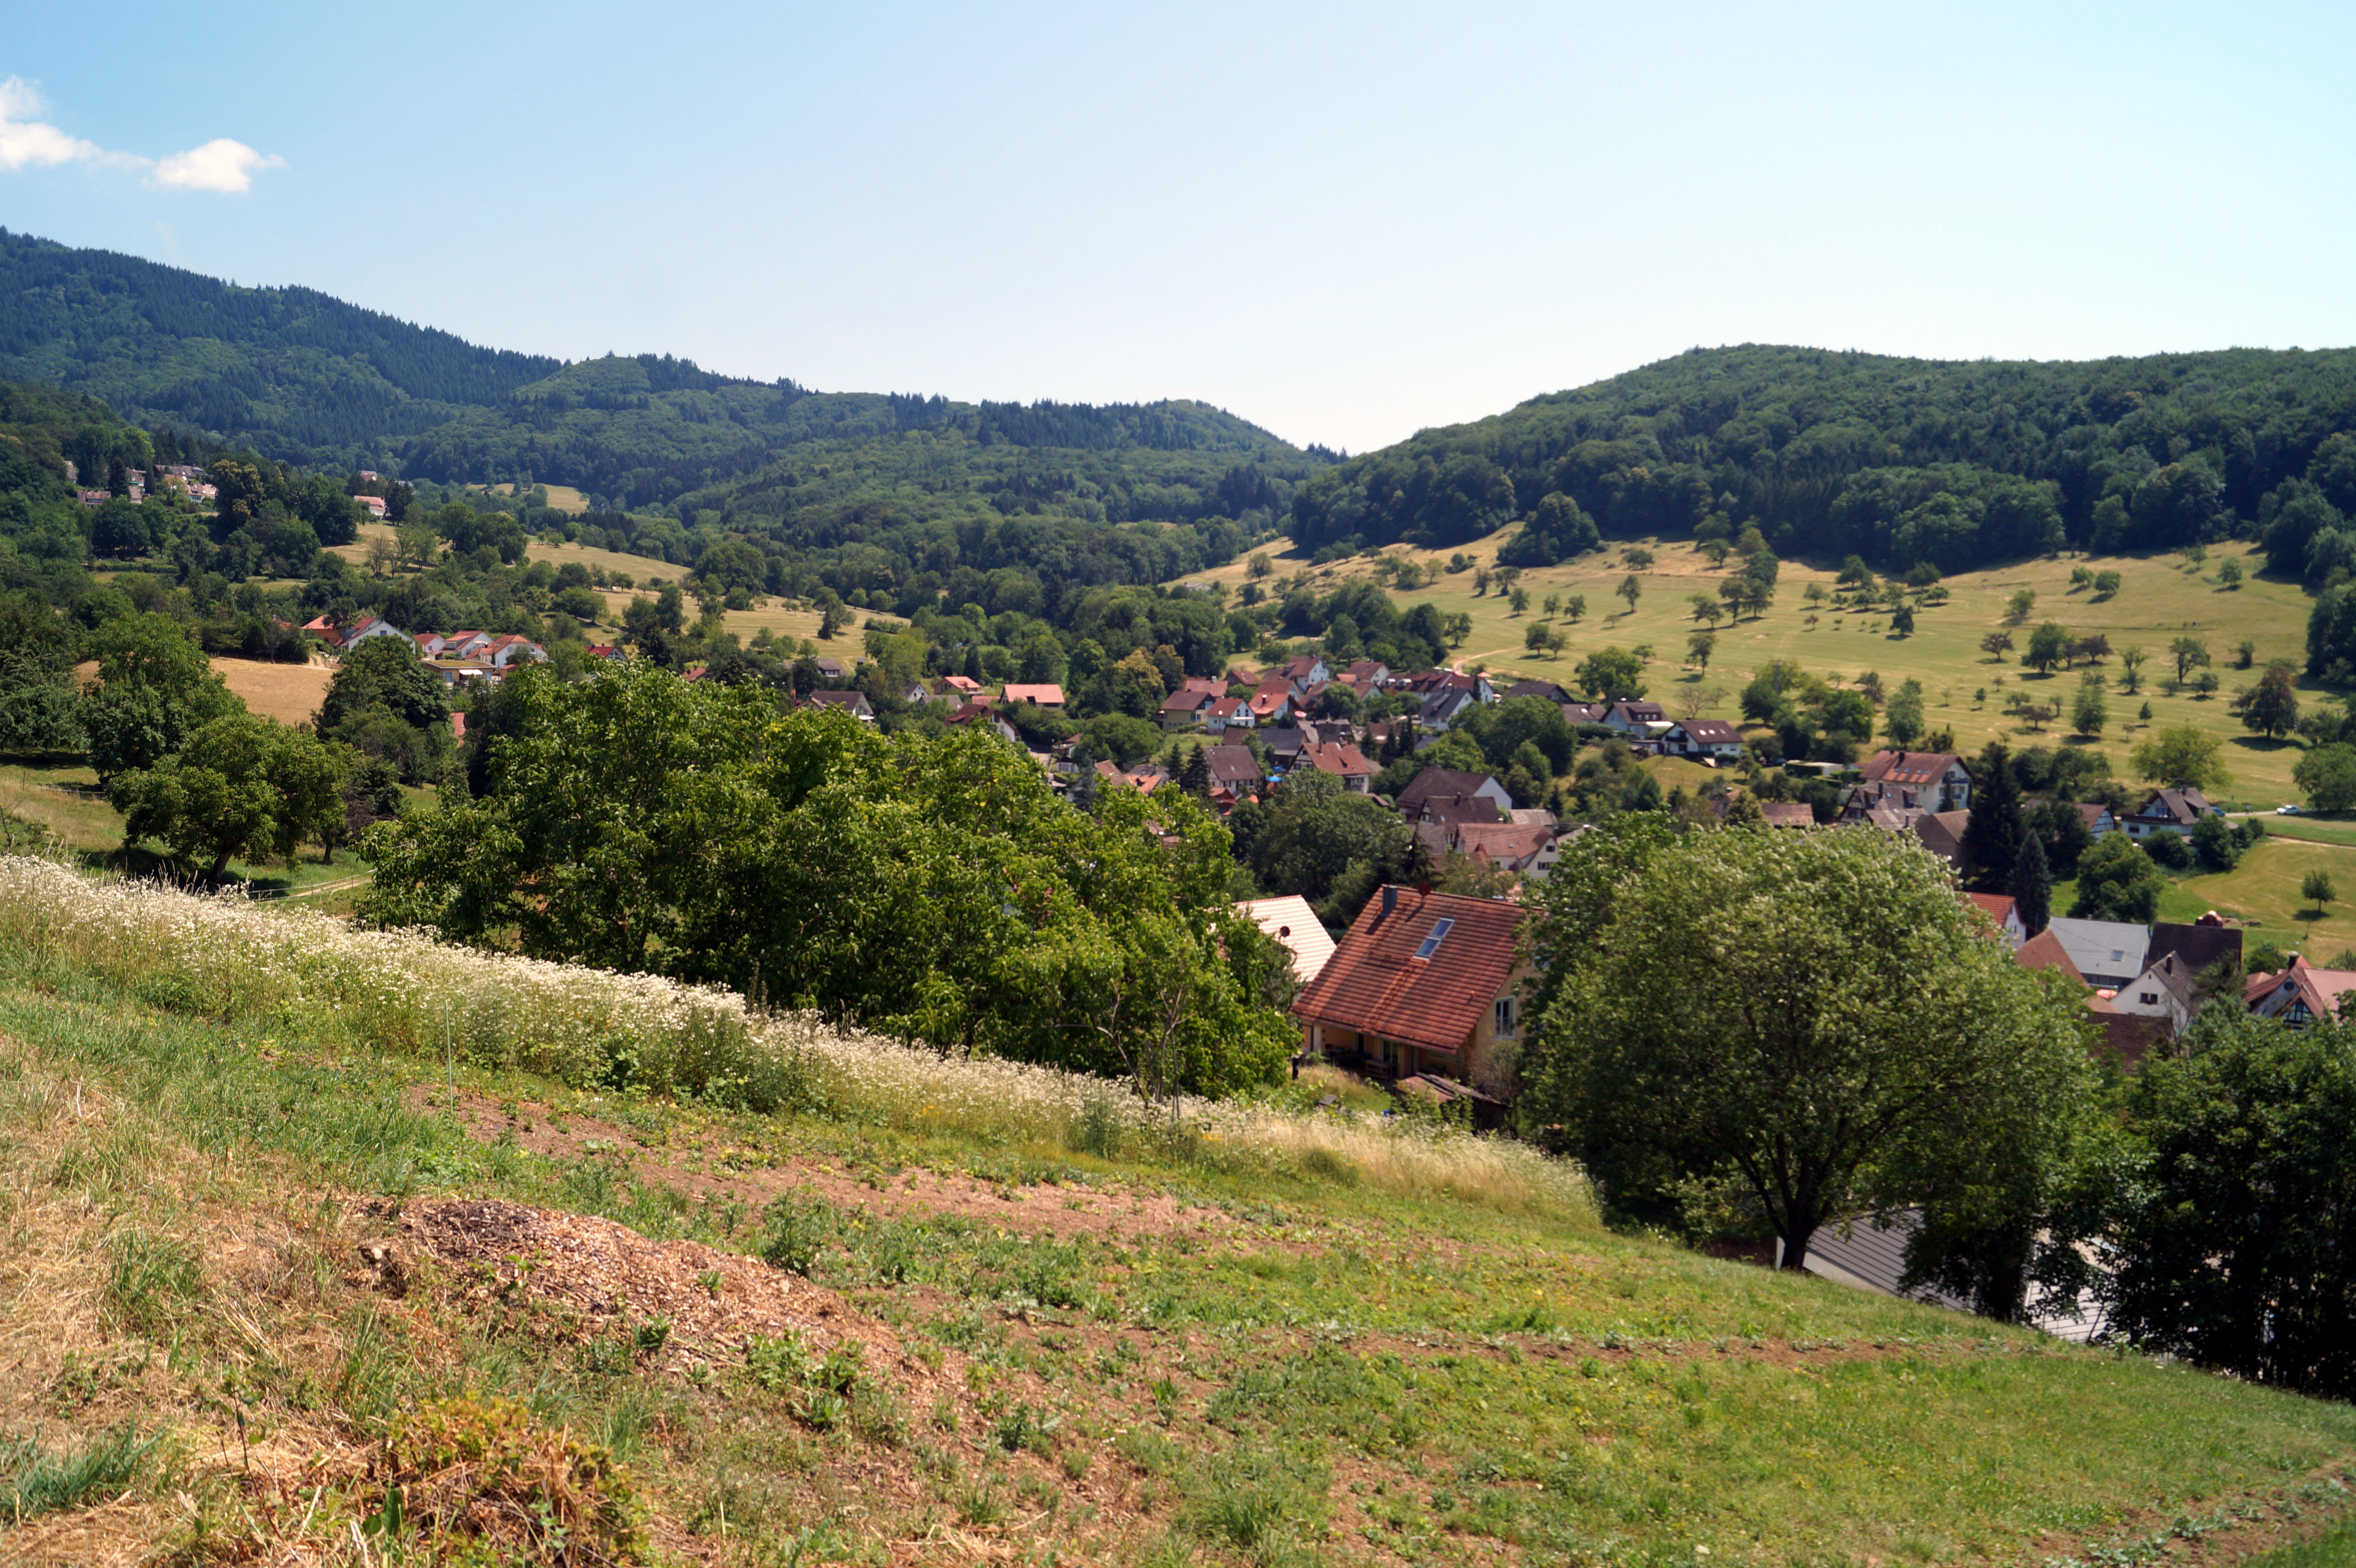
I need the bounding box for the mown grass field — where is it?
[1198,536,2322,810]
[0,874,2349,1565]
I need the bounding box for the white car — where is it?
[2277,803,2302,815]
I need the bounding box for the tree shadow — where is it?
[2230,735,2299,753]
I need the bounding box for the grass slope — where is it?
[0,871,2350,1565]
[1205,537,2320,806]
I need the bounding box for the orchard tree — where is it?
[2293,743,2356,811]
[2232,660,2300,739]
[2071,832,2169,923]
[77,613,244,784]
[1517,825,2093,1282]
[1574,647,1646,702]
[2132,724,2233,792]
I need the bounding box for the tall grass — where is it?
[0,858,1591,1219]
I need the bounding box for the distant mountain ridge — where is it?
[0,229,1298,507]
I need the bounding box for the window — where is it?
[2139,992,2157,1005]
[1413,918,1455,960]
[1494,997,1517,1038]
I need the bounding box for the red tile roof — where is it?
[1002,683,1064,705]
[2016,928,2081,982]
[1304,740,1373,778]
[1292,887,1524,1053]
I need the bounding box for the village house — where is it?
[805,689,876,722]
[483,634,547,668]
[2245,953,2356,1027]
[1341,658,1392,691]
[1204,745,1265,798]
[1258,727,1309,772]
[1237,895,1338,986]
[943,674,984,698]
[1910,810,1973,871]
[1857,750,1975,812]
[1501,678,1572,704]
[1302,740,1375,793]
[1204,695,1251,732]
[422,631,494,660]
[1665,718,1745,761]
[1453,821,1559,880]
[1396,768,1513,826]
[899,678,932,705]
[1292,885,1531,1119]
[1417,686,1481,731]
[1560,700,1608,727]
[1002,683,1065,708]
[341,615,415,651]
[813,657,852,682]
[2042,917,2150,991]
[1248,678,1295,725]
[1279,654,1331,697]
[1602,700,1669,738]
[1159,688,1215,730]
[2122,787,2219,840]
[357,495,390,519]
[1961,892,2027,947]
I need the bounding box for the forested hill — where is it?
[1292,344,2356,579]
[0,230,1308,511]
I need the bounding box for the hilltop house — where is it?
[1292,885,1531,1115]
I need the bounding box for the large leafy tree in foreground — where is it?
[1517,821,2094,1292]
[359,660,1292,1096]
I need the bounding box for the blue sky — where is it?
[4,2,2353,453]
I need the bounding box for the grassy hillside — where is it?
[1205,535,2324,806]
[0,860,2350,1565]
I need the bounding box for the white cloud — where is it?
[0,75,280,191]
[151,139,283,193]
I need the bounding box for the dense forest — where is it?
[0,229,1323,522]
[1292,345,2356,579]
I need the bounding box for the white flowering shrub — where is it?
[0,858,1590,1217]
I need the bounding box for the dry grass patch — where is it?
[209,656,332,727]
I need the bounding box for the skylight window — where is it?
[1414,918,1455,959]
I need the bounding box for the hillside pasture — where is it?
[1216,535,2323,809]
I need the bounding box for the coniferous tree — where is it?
[2010,830,2051,937]
[1179,746,1211,798]
[1961,741,2025,893]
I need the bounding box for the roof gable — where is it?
[1293,887,1524,1051]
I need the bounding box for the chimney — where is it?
[1381,885,1398,920]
